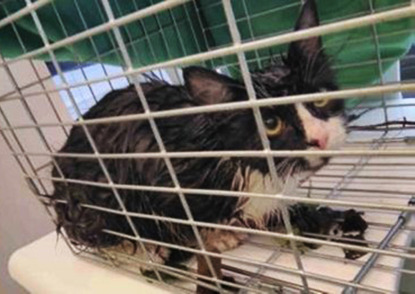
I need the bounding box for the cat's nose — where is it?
[308,135,328,150]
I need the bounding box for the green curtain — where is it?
[0,0,414,90]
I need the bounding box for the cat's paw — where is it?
[101,240,171,272]
[339,209,368,260]
[212,230,248,252]
[272,227,314,254]
[202,229,248,252]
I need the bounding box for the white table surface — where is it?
[8,232,171,294]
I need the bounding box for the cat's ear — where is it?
[183,66,238,105]
[288,0,322,62]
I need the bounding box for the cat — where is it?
[50,0,366,292]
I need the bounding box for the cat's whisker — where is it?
[278,158,296,179]
[275,158,290,175]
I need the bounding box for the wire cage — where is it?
[1,0,415,293]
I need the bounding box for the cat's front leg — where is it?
[279,205,369,259]
[195,219,249,294]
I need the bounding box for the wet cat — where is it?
[51,0,366,291]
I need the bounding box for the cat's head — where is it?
[183,0,346,177]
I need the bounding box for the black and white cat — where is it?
[51,0,363,291]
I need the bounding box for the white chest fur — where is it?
[239,169,298,226]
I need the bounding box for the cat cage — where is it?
[1,0,415,293]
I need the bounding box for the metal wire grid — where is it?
[0,0,415,293]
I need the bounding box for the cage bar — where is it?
[1,0,414,293]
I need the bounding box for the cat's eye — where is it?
[264,117,284,137]
[314,99,330,108]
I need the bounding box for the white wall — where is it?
[0,60,70,294]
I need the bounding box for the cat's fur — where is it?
[51,0,350,283]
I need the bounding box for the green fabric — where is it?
[198,0,415,89]
[1,0,414,92]
[0,0,207,65]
